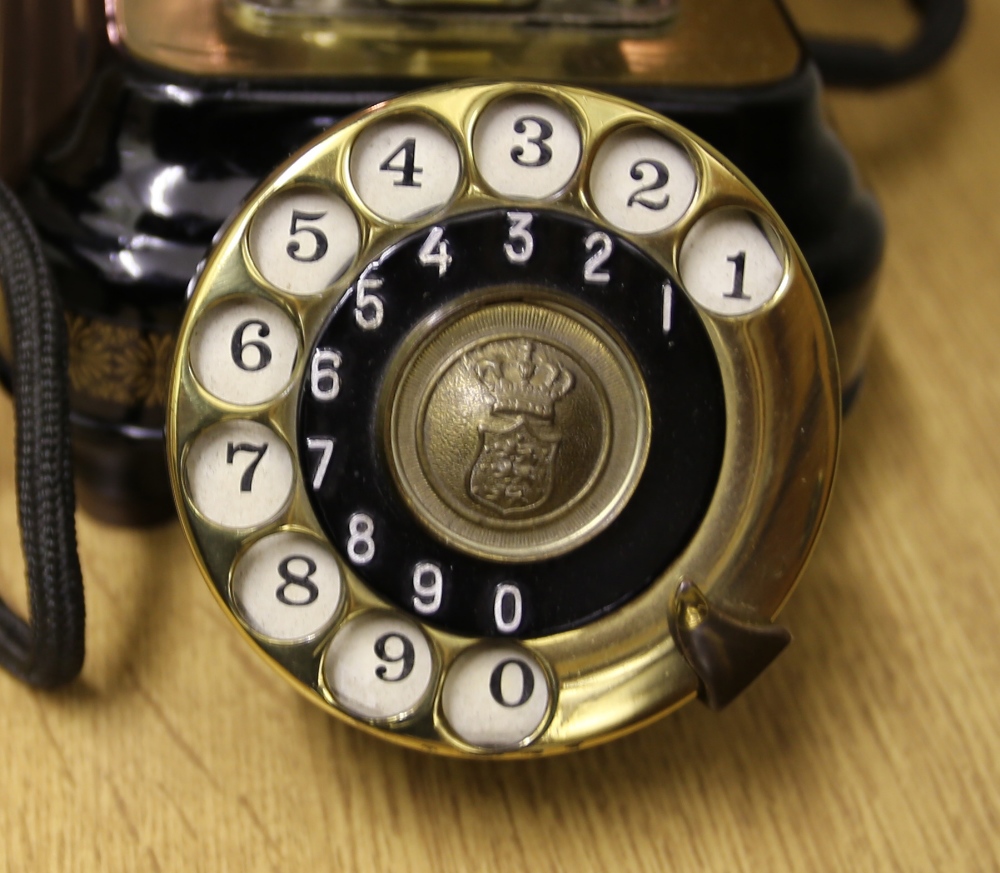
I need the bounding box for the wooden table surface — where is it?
[2,3,998,871]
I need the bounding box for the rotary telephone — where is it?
[0,0,963,756]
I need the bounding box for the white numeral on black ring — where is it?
[412,562,443,615]
[306,437,335,490]
[504,212,534,264]
[354,271,384,330]
[662,280,673,334]
[347,512,376,565]
[494,583,522,634]
[311,348,342,400]
[583,232,612,284]
[418,226,452,277]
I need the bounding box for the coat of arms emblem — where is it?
[468,339,575,515]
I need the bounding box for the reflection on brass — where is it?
[246,0,672,25]
[66,313,175,407]
[113,0,800,87]
[671,579,792,710]
[385,295,650,562]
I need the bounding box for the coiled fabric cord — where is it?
[808,0,967,88]
[0,179,84,687]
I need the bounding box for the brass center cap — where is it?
[384,295,651,562]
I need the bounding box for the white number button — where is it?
[248,187,360,296]
[350,116,461,222]
[324,612,435,722]
[679,208,785,316]
[590,127,697,234]
[232,532,343,643]
[185,419,293,528]
[442,644,551,750]
[473,96,581,200]
[189,298,298,405]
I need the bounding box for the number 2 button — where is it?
[590,127,697,235]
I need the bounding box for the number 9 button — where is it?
[167,83,838,757]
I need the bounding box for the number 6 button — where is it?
[168,82,839,758]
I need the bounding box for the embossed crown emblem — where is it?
[474,340,575,419]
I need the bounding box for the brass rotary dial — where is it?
[166,82,839,757]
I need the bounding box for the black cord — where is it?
[0,179,84,688]
[807,0,967,88]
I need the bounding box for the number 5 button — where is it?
[248,187,360,296]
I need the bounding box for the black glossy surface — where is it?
[299,211,725,637]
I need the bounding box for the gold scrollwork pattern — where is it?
[66,313,176,408]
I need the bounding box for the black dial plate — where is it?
[298,209,725,638]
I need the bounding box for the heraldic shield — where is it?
[468,338,576,516]
[469,417,561,515]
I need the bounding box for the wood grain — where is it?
[2,3,999,870]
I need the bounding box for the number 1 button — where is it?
[679,208,786,316]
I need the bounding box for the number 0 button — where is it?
[232,532,343,642]
[248,187,360,297]
[473,96,581,201]
[189,297,298,406]
[185,419,294,528]
[323,612,435,722]
[442,644,551,750]
[679,208,785,316]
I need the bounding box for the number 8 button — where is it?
[168,83,839,756]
